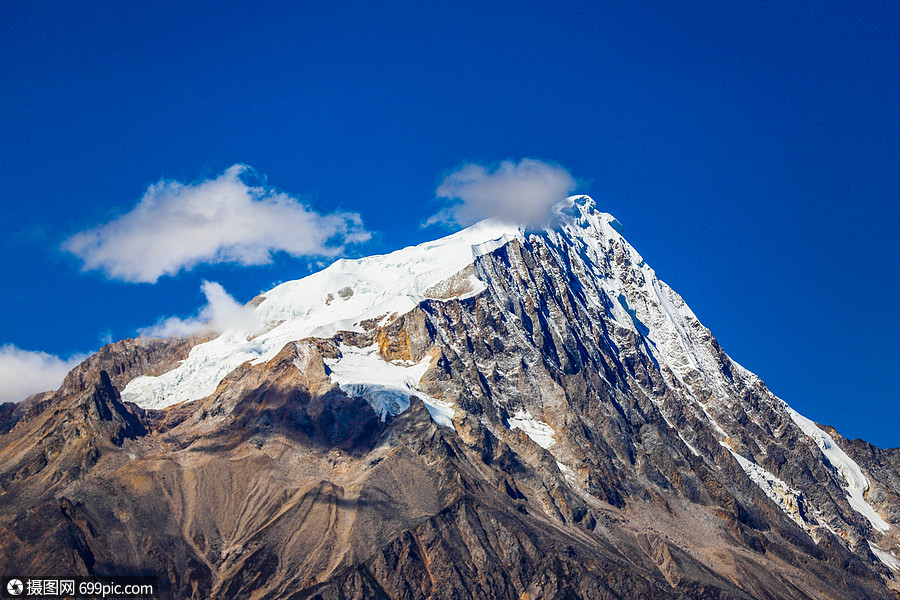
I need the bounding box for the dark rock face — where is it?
[1,202,898,599]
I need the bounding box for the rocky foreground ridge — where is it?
[1,196,898,599]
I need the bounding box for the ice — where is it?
[724,444,809,531]
[869,542,900,572]
[785,404,890,532]
[507,408,556,449]
[325,344,455,428]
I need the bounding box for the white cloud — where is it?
[428,159,578,228]
[64,165,371,283]
[139,281,258,338]
[0,345,87,403]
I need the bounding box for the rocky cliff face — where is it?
[1,197,897,599]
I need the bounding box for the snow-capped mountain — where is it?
[1,196,898,599]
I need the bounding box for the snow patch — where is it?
[325,344,455,428]
[678,434,702,457]
[869,542,900,572]
[556,460,578,484]
[785,405,890,533]
[507,409,556,449]
[724,444,809,531]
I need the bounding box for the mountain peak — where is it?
[113,191,900,587]
[5,191,900,599]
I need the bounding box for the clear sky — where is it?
[1,2,897,446]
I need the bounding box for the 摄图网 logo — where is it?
[5,579,23,596]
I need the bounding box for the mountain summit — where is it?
[2,196,898,599]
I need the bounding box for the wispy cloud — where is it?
[427,159,578,228]
[0,345,87,403]
[139,281,258,338]
[63,165,371,283]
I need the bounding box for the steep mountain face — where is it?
[1,196,898,599]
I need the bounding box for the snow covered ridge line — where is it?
[784,403,890,533]
[121,217,524,410]
[727,392,892,537]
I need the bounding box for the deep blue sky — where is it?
[1,2,897,446]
